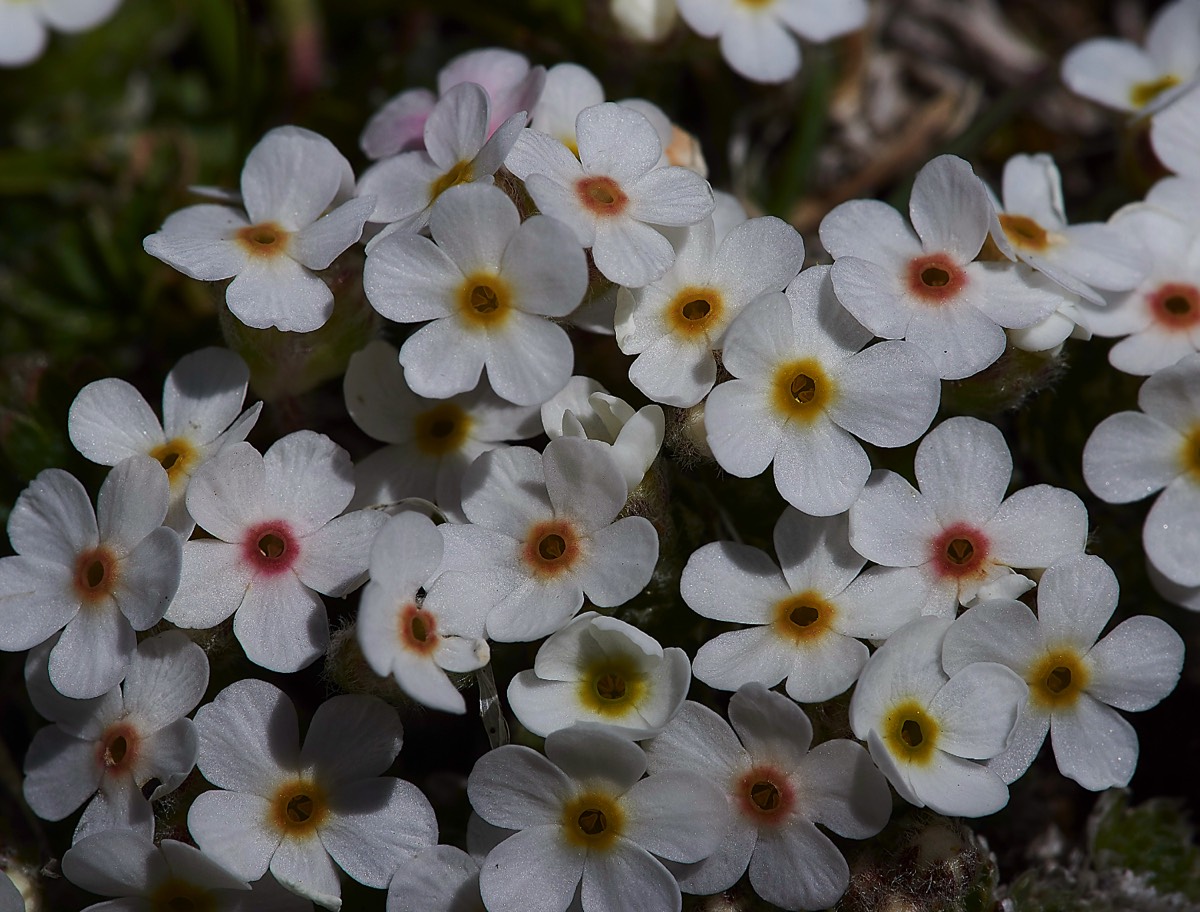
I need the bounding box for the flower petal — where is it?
[1050,694,1138,791]
[195,678,300,795]
[1086,615,1184,711]
[319,777,437,888]
[233,574,329,673]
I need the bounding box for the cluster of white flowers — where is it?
[5,11,1200,912]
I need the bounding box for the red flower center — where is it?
[906,253,968,305]
[242,521,299,576]
[929,523,989,578]
[1147,282,1200,330]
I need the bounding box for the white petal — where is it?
[61,830,162,897]
[575,517,658,610]
[363,233,460,323]
[642,700,744,780]
[187,790,281,881]
[621,772,725,863]
[1083,411,1182,503]
[241,126,351,230]
[1087,614,1184,711]
[592,218,675,288]
[1036,554,1119,651]
[848,617,951,740]
[718,12,800,84]
[468,746,572,829]
[774,509,863,598]
[318,778,437,887]
[233,574,329,673]
[270,835,342,911]
[484,313,574,406]
[828,340,939,447]
[294,510,384,596]
[1061,39,1156,112]
[263,431,354,535]
[505,127,584,184]
[0,557,78,651]
[68,379,164,466]
[820,199,921,266]
[424,83,489,168]
[460,445,550,537]
[905,297,1007,380]
[165,539,251,629]
[680,541,787,624]
[986,485,1088,569]
[828,256,912,340]
[782,634,869,703]
[8,468,97,565]
[987,708,1051,784]
[728,680,813,763]
[577,103,661,182]
[398,319,489,400]
[833,564,928,639]
[625,166,714,227]
[184,442,263,542]
[909,155,990,261]
[775,0,867,41]
[797,739,891,838]
[389,645,469,714]
[300,694,402,789]
[502,214,589,318]
[225,257,334,334]
[582,842,680,912]
[903,750,1010,817]
[1050,694,1138,790]
[430,182,521,274]
[360,87,435,159]
[22,726,101,820]
[749,818,848,912]
[195,679,299,794]
[386,844,481,912]
[162,347,251,445]
[50,608,135,700]
[940,599,1040,675]
[1144,476,1200,586]
[143,205,249,281]
[123,631,209,734]
[720,290,797,380]
[848,470,940,568]
[693,627,794,692]
[773,417,870,517]
[929,663,1026,760]
[705,379,785,478]
[543,437,626,529]
[478,826,584,912]
[1139,352,1200,427]
[291,197,373,270]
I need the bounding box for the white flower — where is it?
[0,870,20,912]
[849,416,1089,617]
[943,555,1184,790]
[357,83,527,239]
[23,631,207,842]
[683,510,924,703]
[822,154,1065,380]
[344,340,540,514]
[615,215,804,407]
[676,0,868,84]
[189,680,438,910]
[468,725,727,912]
[531,63,605,153]
[645,684,891,910]
[848,616,1028,818]
[1151,83,1200,176]
[143,126,374,333]
[1082,353,1200,587]
[387,844,484,912]
[505,102,715,288]
[508,612,690,739]
[1061,0,1200,114]
[0,0,121,68]
[1083,203,1200,375]
[436,437,660,642]
[705,266,941,516]
[164,432,385,672]
[63,831,312,912]
[0,456,180,698]
[357,511,491,714]
[988,153,1146,308]
[364,182,586,406]
[68,347,262,537]
[540,376,665,492]
[610,0,678,42]
[361,47,544,160]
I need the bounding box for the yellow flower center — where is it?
[430,160,475,201]
[561,791,624,850]
[772,591,836,646]
[413,402,473,456]
[1180,425,1200,481]
[148,879,218,912]
[235,222,291,258]
[883,699,940,765]
[1130,73,1181,109]
[269,778,328,837]
[666,285,724,340]
[1027,648,1090,711]
[456,272,513,329]
[999,214,1052,253]
[578,656,646,717]
[149,437,199,487]
[772,358,834,423]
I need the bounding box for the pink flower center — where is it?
[906,253,967,305]
[575,176,628,217]
[242,521,299,576]
[1147,282,1200,330]
[96,720,139,778]
[930,523,989,578]
[734,764,794,825]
